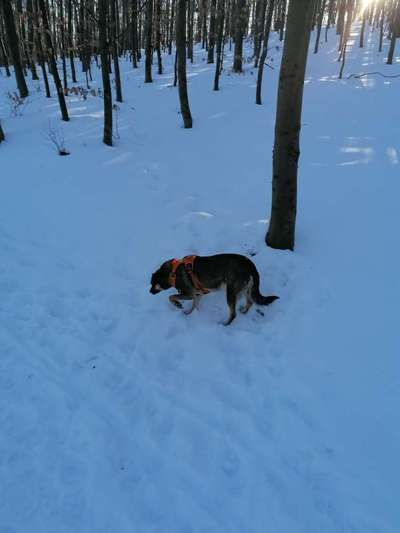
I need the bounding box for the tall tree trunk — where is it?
[378,4,385,53]
[67,0,77,82]
[266,0,314,251]
[99,0,113,145]
[253,0,267,67]
[176,0,193,128]
[0,121,4,143]
[33,0,51,97]
[27,0,39,80]
[131,0,139,66]
[255,0,274,105]
[207,0,217,63]
[359,7,367,48]
[38,0,69,120]
[233,0,246,72]
[0,33,11,77]
[213,0,225,90]
[155,0,163,72]
[314,0,327,53]
[111,0,123,101]
[1,0,29,97]
[144,0,153,82]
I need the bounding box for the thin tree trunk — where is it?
[111,0,123,101]
[359,8,367,48]
[38,0,69,120]
[207,0,217,62]
[67,0,77,82]
[176,0,193,127]
[378,4,385,53]
[27,0,39,80]
[99,0,113,145]
[1,0,29,97]
[213,0,225,90]
[155,0,163,72]
[33,0,51,97]
[266,0,314,251]
[144,0,153,82]
[314,0,327,53]
[255,0,274,105]
[253,0,267,67]
[131,0,139,66]
[0,121,4,143]
[0,33,11,77]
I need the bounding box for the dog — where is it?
[150,253,278,325]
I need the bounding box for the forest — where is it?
[0,1,399,532]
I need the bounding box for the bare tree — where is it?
[38,0,69,120]
[144,0,154,82]
[255,0,274,105]
[266,0,314,250]
[176,0,193,127]
[1,0,29,98]
[99,0,113,145]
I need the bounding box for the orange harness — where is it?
[169,255,210,294]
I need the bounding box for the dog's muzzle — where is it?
[150,285,162,294]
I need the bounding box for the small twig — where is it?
[347,71,400,79]
[264,62,274,70]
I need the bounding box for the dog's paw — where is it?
[183,308,194,315]
[172,301,183,309]
[239,304,250,314]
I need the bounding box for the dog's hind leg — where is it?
[240,277,254,314]
[224,285,237,326]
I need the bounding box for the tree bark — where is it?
[207,0,217,63]
[266,0,314,251]
[255,0,274,105]
[111,0,123,101]
[213,0,225,90]
[176,0,193,128]
[1,0,29,98]
[144,0,153,82]
[38,0,69,120]
[233,0,246,72]
[99,0,113,145]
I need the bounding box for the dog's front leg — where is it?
[169,293,191,309]
[183,293,201,315]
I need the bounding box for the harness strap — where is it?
[169,255,210,294]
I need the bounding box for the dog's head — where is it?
[150,260,172,294]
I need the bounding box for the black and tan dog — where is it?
[150,253,278,325]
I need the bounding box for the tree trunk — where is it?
[213,0,225,90]
[0,121,4,143]
[0,33,11,77]
[111,0,123,101]
[314,0,327,53]
[233,0,246,72]
[27,0,39,80]
[1,0,29,98]
[155,0,163,72]
[207,0,217,63]
[33,0,51,97]
[99,0,113,145]
[266,0,314,251]
[38,0,69,120]
[67,0,77,82]
[378,4,384,53]
[255,0,274,105]
[176,0,193,128]
[253,0,267,67]
[131,0,139,66]
[144,0,153,82]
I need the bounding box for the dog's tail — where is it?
[250,269,279,306]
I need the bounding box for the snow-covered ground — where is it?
[1,26,399,533]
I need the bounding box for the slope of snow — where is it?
[0,27,399,533]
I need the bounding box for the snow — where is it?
[1,26,399,533]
